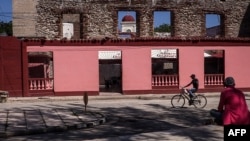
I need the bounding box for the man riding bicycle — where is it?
[184,74,199,99]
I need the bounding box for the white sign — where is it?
[98,51,121,60]
[151,49,177,58]
[63,23,74,40]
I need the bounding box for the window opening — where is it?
[206,14,221,37]
[153,11,171,37]
[204,50,224,86]
[151,49,179,87]
[28,52,54,90]
[62,14,81,39]
[118,11,136,39]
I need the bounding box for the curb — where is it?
[5,93,221,103]
[5,92,250,103]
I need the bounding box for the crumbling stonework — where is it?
[12,0,250,39]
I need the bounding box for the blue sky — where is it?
[0,0,220,28]
[0,0,12,22]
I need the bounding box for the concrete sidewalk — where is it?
[0,108,106,138]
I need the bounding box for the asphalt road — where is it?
[1,94,249,141]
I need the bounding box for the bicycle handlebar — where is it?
[179,87,189,94]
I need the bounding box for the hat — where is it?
[224,77,235,86]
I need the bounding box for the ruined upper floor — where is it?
[12,0,250,39]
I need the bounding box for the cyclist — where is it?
[183,74,199,99]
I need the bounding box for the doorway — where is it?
[99,51,122,93]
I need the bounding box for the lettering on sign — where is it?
[228,129,246,136]
[224,125,250,141]
[151,49,177,58]
[113,52,121,59]
[99,51,121,60]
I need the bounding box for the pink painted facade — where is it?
[53,50,99,92]
[178,47,205,88]
[122,47,152,91]
[26,44,250,96]
[3,37,250,97]
[224,47,250,87]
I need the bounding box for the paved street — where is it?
[0,93,249,141]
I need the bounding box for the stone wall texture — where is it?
[12,0,250,39]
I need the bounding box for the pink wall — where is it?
[27,45,250,94]
[28,47,99,92]
[178,46,250,89]
[178,47,205,89]
[53,50,99,92]
[122,47,152,90]
[224,47,250,88]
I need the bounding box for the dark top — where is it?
[192,78,199,90]
[185,78,199,91]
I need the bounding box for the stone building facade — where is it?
[13,0,250,39]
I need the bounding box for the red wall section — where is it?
[0,37,23,97]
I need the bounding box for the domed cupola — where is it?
[122,15,135,22]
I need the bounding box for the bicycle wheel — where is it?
[171,95,185,108]
[193,94,207,108]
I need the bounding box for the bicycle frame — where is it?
[180,88,192,101]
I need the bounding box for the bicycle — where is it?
[171,87,207,108]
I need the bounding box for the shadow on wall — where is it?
[239,4,250,37]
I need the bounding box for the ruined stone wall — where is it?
[12,0,250,39]
[12,0,38,37]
